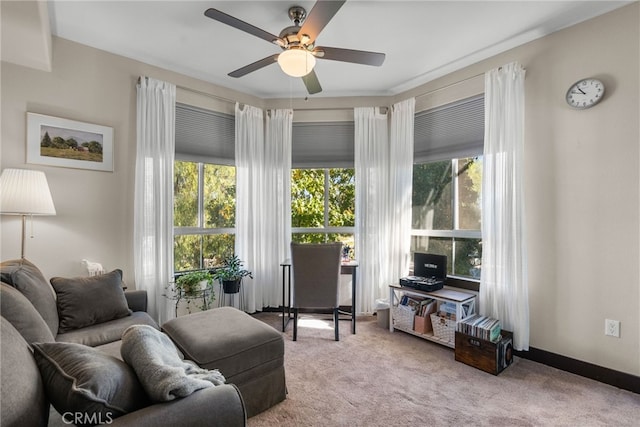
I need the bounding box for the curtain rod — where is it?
[176,84,237,105]
[414,65,524,100]
[414,72,485,100]
[140,73,483,113]
[137,76,238,105]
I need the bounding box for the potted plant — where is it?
[175,270,214,297]
[213,254,252,294]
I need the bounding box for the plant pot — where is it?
[185,280,209,297]
[222,279,241,294]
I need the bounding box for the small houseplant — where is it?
[213,254,252,294]
[165,270,215,314]
[175,270,214,296]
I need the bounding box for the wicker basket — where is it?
[430,313,456,343]
[392,305,415,330]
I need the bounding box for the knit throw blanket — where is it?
[121,325,225,402]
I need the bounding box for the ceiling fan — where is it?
[204,0,386,95]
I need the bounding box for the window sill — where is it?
[445,276,480,292]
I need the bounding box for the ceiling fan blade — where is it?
[302,70,322,95]
[298,1,346,45]
[204,8,282,45]
[314,46,386,66]
[228,54,280,78]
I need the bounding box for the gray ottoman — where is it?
[162,307,286,417]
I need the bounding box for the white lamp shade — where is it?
[0,168,56,215]
[277,49,316,78]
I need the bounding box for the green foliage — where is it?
[87,141,103,154]
[41,131,52,147]
[328,169,355,227]
[290,168,355,255]
[412,160,453,229]
[291,169,325,227]
[457,158,482,230]
[411,157,483,279]
[174,161,198,227]
[173,162,236,271]
[66,138,78,150]
[212,254,252,281]
[412,158,480,230]
[204,164,235,228]
[166,270,216,312]
[52,136,66,149]
[290,168,355,228]
[175,270,213,295]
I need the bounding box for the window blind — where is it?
[175,103,235,164]
[414,95,484,163]
[292,121,355,168]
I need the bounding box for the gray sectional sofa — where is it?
[0,258,248,426]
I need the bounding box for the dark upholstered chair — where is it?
[290,242,342,341]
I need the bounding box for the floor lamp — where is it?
[0,168,56,259]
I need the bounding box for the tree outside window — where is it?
[174,161,235,272]
[291,168,355,258]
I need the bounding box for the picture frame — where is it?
[26,112,114,172]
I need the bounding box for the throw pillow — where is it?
[0,258,59,336]
[50,269,131,333]
[32,342,149,426]
[0,282,55,344]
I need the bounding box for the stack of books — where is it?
[457,314,502,342]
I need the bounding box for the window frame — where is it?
[173,160,236,272]
[291,167,355,240]
[410,157,482,287]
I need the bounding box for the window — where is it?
[412,95,484,281]
[174,103,235,273]
[290,121,355,257]
[411,157,482,279]
[174,160,236,271]
[291,168,355,256]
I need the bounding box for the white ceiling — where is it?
[47,1,631,99]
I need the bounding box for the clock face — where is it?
[566,78,605,109]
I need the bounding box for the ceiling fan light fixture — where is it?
[277,48,316,77]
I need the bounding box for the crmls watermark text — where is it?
[424,263,438,269]
[62,412,113,425]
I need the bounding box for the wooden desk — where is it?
[280,259,358,334]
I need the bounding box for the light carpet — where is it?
[249,313,639,427]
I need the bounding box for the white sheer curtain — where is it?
[354,100,415,314]
[134,76,176,324]
[235,103,263,312]
[388,98,416,280]
[355,107,390,314]
[263,109,293,307]
[480,62,529,351]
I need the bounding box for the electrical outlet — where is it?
[605,319,620,337]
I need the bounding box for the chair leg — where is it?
[293,308,298,341]
[334,308,339,341]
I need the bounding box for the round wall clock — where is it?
[565,78,605,109]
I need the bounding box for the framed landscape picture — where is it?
[26,112,114,172]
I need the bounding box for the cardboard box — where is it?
[455,330,513,375]
[413,315,431,334]
[413,303,436,334]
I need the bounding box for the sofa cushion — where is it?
[50,269,131,333]
[32,341,149,426]
[1,282,55,344]
[56,311,159,347]
[0,258,59,336]
[1,317,50,427]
